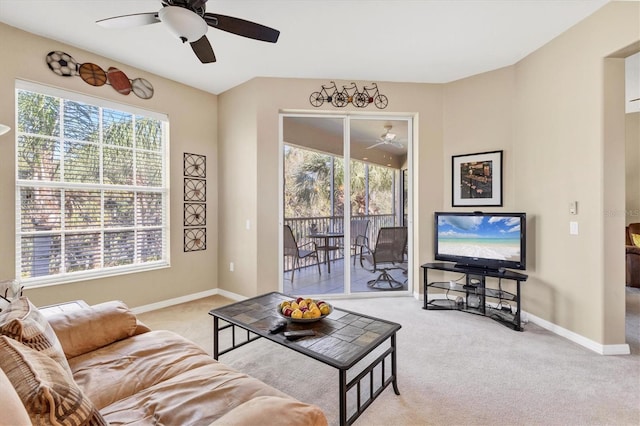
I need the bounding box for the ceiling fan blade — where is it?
[96,12,160,29]
[203,13,280,43]
[190,35,216,63]
[188,0,208,9]
[366,142,387,150]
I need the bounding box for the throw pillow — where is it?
[0,296,73,378]
[0,367,31,425]
[46,300,139,359]
[632,233,640,247]
[0,336,107,426]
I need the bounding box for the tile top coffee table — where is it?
[208,291,401,426]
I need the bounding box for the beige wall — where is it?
[513,1,637,344]
[217,1,638,347]
[219,78,444,296]
[441,65,520,296]
[0,23,219,308]
[217,79,259,297]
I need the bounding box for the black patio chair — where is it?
[283,224,321,283]
[361,226,408,290]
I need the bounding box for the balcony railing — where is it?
[283,214,397,272]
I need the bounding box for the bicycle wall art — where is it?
[309,81,388,109]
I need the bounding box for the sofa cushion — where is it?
[0,336,107,426]
[69,329,327,425]
[211,395,328,426]
[0,296,73,378]
[0,367,31,425]
[68,329,214,410]
[47,300,139,359]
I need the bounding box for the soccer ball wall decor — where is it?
[46,51,78,77]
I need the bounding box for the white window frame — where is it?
[15,80,170,288]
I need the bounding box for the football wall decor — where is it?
[46,51,154,99]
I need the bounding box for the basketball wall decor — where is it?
[78,63,107,86]
[45,51,154,99]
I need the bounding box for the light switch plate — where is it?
[569,201,577,215]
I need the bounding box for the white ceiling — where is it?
[0,0,615,95]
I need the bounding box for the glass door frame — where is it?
[279,112,414,298]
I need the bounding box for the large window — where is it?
[16,81,169,286]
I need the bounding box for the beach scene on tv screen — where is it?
[438,215,521,261]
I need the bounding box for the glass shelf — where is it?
[427,281,515,301]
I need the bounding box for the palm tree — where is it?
[284,145,396,219]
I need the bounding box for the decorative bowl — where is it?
[276,300,332,323]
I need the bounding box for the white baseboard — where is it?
[418,293,630,355]
[525,311,631,355]
[131,288,247,314]
[215,288,247,302]
[132,289,631,356]
[131,289,211,314]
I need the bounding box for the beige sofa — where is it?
[0,298,327,425]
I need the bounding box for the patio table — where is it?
[307,232,343,273]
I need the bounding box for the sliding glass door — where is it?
[282,116,346,295]
[281,114,412,297]
[349,118,409,293]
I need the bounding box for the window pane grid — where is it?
[16,85,168,284]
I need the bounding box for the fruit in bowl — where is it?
[278,297,332,322]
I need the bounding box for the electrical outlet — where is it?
[569,221,579,235]
[229,262,234,272]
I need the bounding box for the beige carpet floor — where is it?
[138,289,640,426]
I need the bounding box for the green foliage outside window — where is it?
[284,145,395,219]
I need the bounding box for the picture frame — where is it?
[452,150,503,207]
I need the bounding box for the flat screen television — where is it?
[434,211,526,271]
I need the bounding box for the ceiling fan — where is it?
[366,125,404,150]
[96,0,280,64]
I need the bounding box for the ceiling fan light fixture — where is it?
[158,6,207,42]
[381,124,396,140]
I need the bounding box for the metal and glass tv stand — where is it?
[421,262,528,331]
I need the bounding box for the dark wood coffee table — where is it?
[208,292,401,426]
